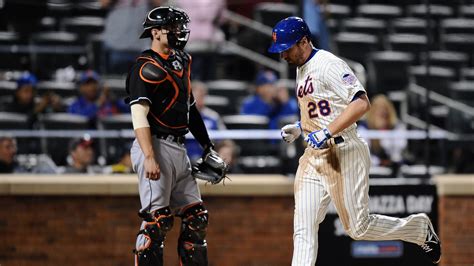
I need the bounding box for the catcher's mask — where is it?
[140,6,190,50]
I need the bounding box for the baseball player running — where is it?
[268,17,441,265]
[126,6,227,266]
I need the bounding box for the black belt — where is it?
[155,133,185,145]
[333,136,344,144]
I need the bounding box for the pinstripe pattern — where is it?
[292,50,429,265]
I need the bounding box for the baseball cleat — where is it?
[419,214,441,264]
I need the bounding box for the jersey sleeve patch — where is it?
[341,73,357,86]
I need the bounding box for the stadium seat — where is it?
[74,0,107,17]
[0,112,38,155]
[459,5,474,18]
[0,31,31,71]
[326,18,340,34]
[205,95,233,115]
[443,34,474,65]
[447,81,474,133]
[334,32,379,65]
[238,155,281,174]
[400,165,445,178]
[391,17,434,35]
[206,80,249,114]
[407,5,454,19]
[222,115,273,156]
[326,4,352,19]
[30,31,88,78]
[357,5,403,20]
[0,112,29,129]
[410,65,457,95]
[102,77,127,99]
[39,17,58,32]
[36,80,77,97]
[0,80,16,97]
[222,115,269,130]
[98,114,132,162]
[98,113,132,130]
[462,68,474,80]
[39,112,89,165]
[253,2,297,27]
[60,16,105,38]
[341,18,386,47]
[441,18,474,34]
[388,33,429,62]
[425,51,469,80]
[367,51,415,94]
[0,31,20,45]
[369,166,394,178]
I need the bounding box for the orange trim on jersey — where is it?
[186,56,192,97]
[139,61,168,84]
[162,76,180,113]
[158,52,170,60]
[149,111,187,129]
[172,68,184,78]
[136,56,153,62]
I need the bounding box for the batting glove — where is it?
[305,128,332,149]
[281,121,302,144]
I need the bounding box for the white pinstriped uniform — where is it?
[292,50,430,265]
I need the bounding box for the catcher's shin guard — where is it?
[134,207,174,266]
[178,203,209,266]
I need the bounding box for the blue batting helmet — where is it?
[268,17,311,53]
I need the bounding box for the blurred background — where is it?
[0,0,472,266]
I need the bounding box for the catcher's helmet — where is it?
[268,16,311,53]
[140,6,190,50]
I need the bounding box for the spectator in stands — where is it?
[0,137,18,173]
[103,143,133,174]
[176,0,226,80]
[359,94,407,168]
[68,70,121,128]
[101,0,164,74]
[241,70,298,129]
[302,0,330,51]
[186,81,226,162]
[5,73,63,127]
[64,137,98,174]
[215,139,243,174]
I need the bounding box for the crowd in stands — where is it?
[0,0,473,175]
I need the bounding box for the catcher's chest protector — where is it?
[138,49,192,136]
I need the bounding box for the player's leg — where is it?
[172,144,208,266]
[292,151,332,266]
[134,207,174,266]
[176,202,209,266]
[324,138,440,262]
[131,139,175,266]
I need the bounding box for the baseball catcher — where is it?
[127,6,227,266]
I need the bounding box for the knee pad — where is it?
[134,207,174,266]
[178,203,209,266]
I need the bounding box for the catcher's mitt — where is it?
[192,148,229,185]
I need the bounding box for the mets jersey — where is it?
[295,49,365,137]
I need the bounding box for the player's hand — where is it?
[305,128,332,149]
[144,156,160,180]
[281,121,302,143]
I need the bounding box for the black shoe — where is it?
[420,214,441,264]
